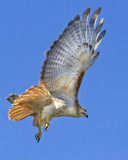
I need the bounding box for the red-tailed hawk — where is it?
[7,7,106,142]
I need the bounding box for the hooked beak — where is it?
[85,114,88,118]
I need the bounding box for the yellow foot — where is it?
[35,132,42,143]
[45,124,49,131]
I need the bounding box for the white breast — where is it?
[59,105,77,117]
[41,104,56,119]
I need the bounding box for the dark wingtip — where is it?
[97,51,100,55]
[86,7,91,12]
[94,7,102,15]
[74,14,80,21]
[6,94,19,104]
[86,8,90,13]
[6,96,9,101]
[83,8,90,16]
[103,30,106,35]
[68,20,74,26]
[97,7,102,10]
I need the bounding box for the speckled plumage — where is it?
[7,8,106,142]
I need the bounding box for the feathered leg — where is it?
[34,118,50,142]
[34,122,49,142]
[7,82,53,142]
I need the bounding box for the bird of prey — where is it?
[7,7,106,142]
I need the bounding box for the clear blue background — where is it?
[0,0,128,160]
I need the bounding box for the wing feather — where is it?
[40,8,106,100]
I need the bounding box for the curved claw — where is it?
[45,124,49,131]
[35,132,42,143]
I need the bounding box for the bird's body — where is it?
[7,7,106,142]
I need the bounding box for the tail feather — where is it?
[9,106,34,121]
[8,82,52,121]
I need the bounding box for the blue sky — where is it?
[0,0,128,160]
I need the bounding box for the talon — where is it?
[35,132,42,143]
[45,124,49,131]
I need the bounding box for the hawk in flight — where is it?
[7,7,106,142]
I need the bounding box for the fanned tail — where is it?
[8,81,52,121]
[9,105,34,121]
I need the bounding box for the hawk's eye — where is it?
[82,112,86,115]
[84,109,86,112]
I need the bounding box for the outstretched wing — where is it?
[40,8,106,100]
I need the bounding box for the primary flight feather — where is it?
[7,7,106,142]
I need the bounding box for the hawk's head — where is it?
[77,104,88,118]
